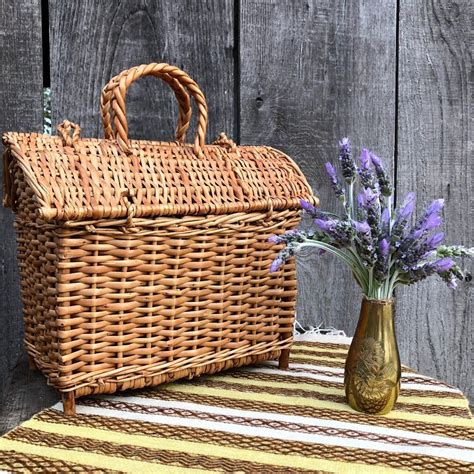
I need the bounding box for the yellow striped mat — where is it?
[0,334,472,473]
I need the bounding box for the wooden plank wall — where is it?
[0,0,43,403]
[49,0,235,142]
[240,0,397,331]
[0,0,472,417]
[397,0,473,402]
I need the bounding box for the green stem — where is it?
[385,195,394,299]
[387,270,399,297]
[368,267,374,298]
[296,241,367,293]
[347,248,370,290]
[348,182,354,219]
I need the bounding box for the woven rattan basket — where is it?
[3,63,316,414]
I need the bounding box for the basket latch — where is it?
[120,188,138,231]
[213,133,240,157]
[57,120,81,151]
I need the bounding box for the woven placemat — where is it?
[0,335,472,473]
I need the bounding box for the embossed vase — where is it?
[344,297,401,415]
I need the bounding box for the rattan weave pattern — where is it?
[2,63,316,413]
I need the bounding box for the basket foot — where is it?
[62,392,76,416]
[27,354,37,371]
[279,349,290,370]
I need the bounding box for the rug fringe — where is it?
[293,319,351,344]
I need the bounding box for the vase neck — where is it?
[360,297,395,324]
[362,296,395,306]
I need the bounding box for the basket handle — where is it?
[101,69,192,144]
[100,63,208,156]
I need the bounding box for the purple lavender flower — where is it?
[391,192,416,248]
[354,221,370,234]
[374,238,390,280]
[360,148,371,169]
[315,218,332,232]
[407,198,444,243]
[414,232,445,261]
[353,220,377,267]
[325,162,337,177]
[369,153,381,167]
[362,188,379,206]
[370,152,392,197]
[300,199,329,221]
[359,188,382,238]
[399,192,416,219]
[338,138,357,184]
[425,232,444,250]
[355,230,377,267]
[433,257,455,272]
[268,230,306,245]
[382,207,390,225]
[325,162,345,201]
[269,237,302,272]
[399,261,437,284]
[379,238,390,257]
[315,218,355,247]
[447,279,458,289]
[358,149,377,190]
[270,257,284,273]
[438,261,471,289]
[269,139,471,295]
[433,257,461,289]
[381,207,391,237]
[301,199,317,214]
[356,193,367,221]
[395,229,445,269]
[421,213,443,232]
[399,257,455,286]
[426,199,444,215]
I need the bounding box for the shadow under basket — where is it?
[2,62,316,414]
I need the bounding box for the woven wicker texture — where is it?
[2,63,316,411]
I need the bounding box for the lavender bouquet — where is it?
[270,138,472,300]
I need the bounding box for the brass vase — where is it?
[344,297,401,415]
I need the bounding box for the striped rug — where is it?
[0,334,472,473]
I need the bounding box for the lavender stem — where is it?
[347,247,370,290]
[368,267,374,298]
[298,241,368,292]
[387,270,399,297]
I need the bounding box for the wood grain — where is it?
[0,0,43,404]
[397,0,473,401]
[49,0,235,142]
[239,0,397,331]
[0,354,58,435]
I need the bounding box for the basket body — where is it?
[16,209,298,397]
[3,63,316,406]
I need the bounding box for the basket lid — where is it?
[3,63,315,223]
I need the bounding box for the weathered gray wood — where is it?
[0,0,43,405]
[397,0,473,402]
[0,355,58,435]
[49,0,235,143]
[239,0,397,332]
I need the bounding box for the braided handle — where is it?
[101,70,192,144]
[100,63,208,156]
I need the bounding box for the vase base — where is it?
[345,381,400,415]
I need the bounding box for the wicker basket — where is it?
[2,63,316,414]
